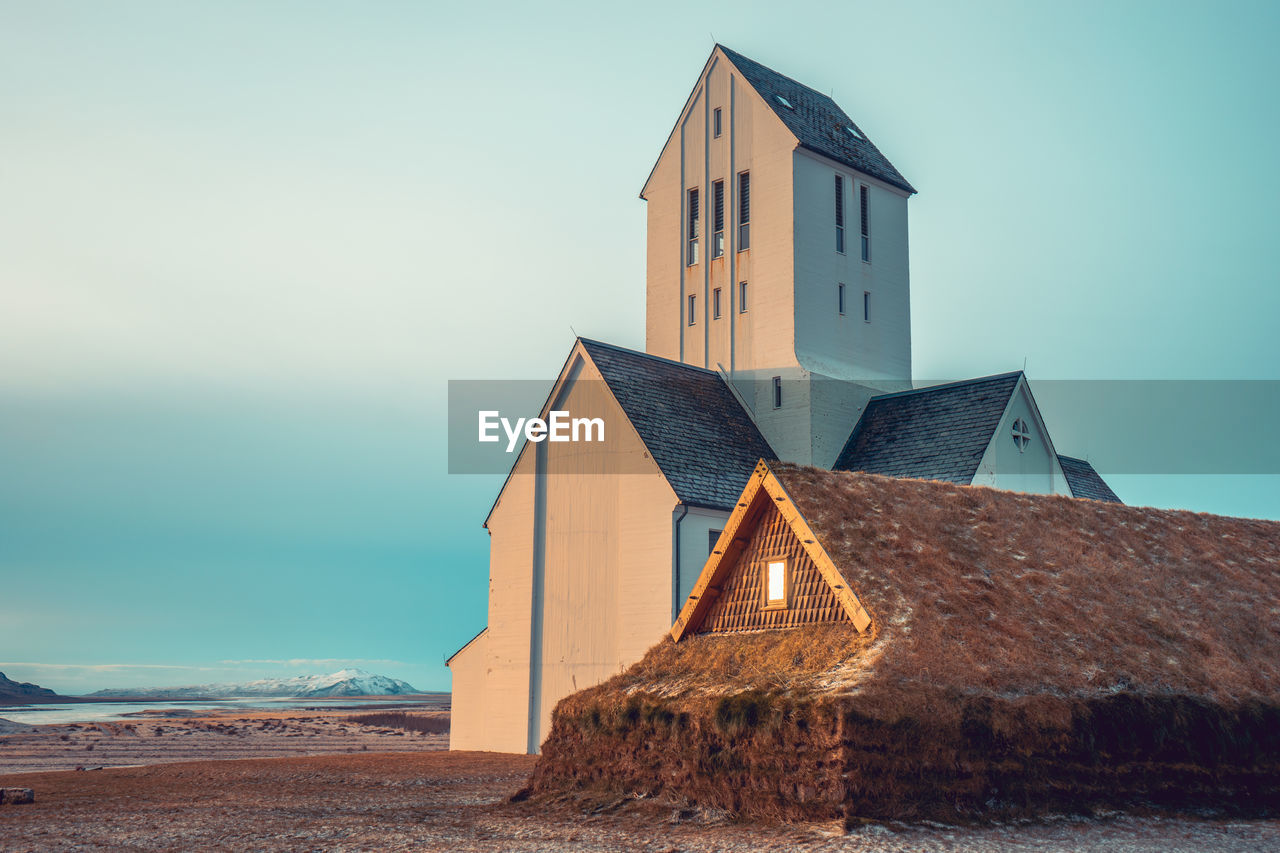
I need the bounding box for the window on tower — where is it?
[772,376,782,409]
[713,107,723,138]
[838,283,846,315]
[688,293,696,325]
[739,281,748,313]
[712,180,725,258]
[713,287,722,319]
[863,290,871,323]
[835,174,845,254]
[860,184,870,262]
[737,171,750,251]
[687,187,701,266]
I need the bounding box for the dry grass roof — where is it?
[769,464,1280,703]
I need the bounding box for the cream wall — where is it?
[531,355,678,750]
[446,629,488,751]
[643,48,799,377]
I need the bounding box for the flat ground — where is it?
[1,749,1277,852]
[0,705,448,774]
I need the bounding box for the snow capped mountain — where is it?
[89,668,419,699]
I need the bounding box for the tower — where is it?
[641,46,916,466]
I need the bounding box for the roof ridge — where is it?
[577,337,720,376]
[867,371,1023,402]
[715,44,833,102]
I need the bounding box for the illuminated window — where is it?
[764,558,788,608]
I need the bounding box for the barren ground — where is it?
[2,747,1277,852]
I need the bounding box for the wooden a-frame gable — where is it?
[671,460,872,642]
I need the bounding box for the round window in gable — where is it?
[1012,418,1031,452]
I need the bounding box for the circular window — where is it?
[1012,418,1031,452]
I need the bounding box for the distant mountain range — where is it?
[0,671,67,705]
[88,668,420,699]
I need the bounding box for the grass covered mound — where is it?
[529,466,1280,823]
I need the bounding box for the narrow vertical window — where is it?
[713,287,722,319]
[708,529,722,556]
[838,283,846,315]
[835,174,845,254]
[687,187,700,266]
[738,281,748,313]
[737,171,750,251]
[688,293,696,325]
[713,107,722,138]
[712,180,725,258]
[772,376,782,409]
[863,291,871,323]
[764,558,788,608]
[860,184,870,262]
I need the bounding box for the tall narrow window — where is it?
[713,287,722,319]
[737,171,750,251]
[712,180,725,258]
[834,175,845,254]
[708,529,722,556]
[863,290,871,323]
[687,187,700,266]
[763,558,788,608]
[860,184,870,262]
[838,283,846,315]
[772,376,782,409]
[713,107,722,138]
[688,293,697,325]
[739,281,748,313]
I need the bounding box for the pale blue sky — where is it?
[2,1,1277,693]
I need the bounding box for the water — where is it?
[0,696,446,727]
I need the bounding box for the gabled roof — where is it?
[678,462,1280,702]
[717,45,916,195]
[833,372,1022,483]
[672,460,872,642]
[578,339,776,510]
[1057,455,1122,503]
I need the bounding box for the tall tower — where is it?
[641,46,916,466]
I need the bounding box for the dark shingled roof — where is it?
[1057,455,1122,503]
[718,45,916,195]
[834,373,1021,483]
[579,339,776,510]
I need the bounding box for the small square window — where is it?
[763,558,788,608]
[713,107,722,138]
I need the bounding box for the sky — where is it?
[2,1,1278,695]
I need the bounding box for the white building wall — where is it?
[527,351,680,752]
[972,382,1072,496]
[476,455,537,755]
[446,630,488,751]
[675,506,732,608]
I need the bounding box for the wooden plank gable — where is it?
[671,460,872,641]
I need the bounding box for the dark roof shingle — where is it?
[834,373,1021,483]
[1057,455,1122,503]
[580,339,776,510]
[719,45,916,195]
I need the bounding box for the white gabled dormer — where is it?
[640,45,916,466]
